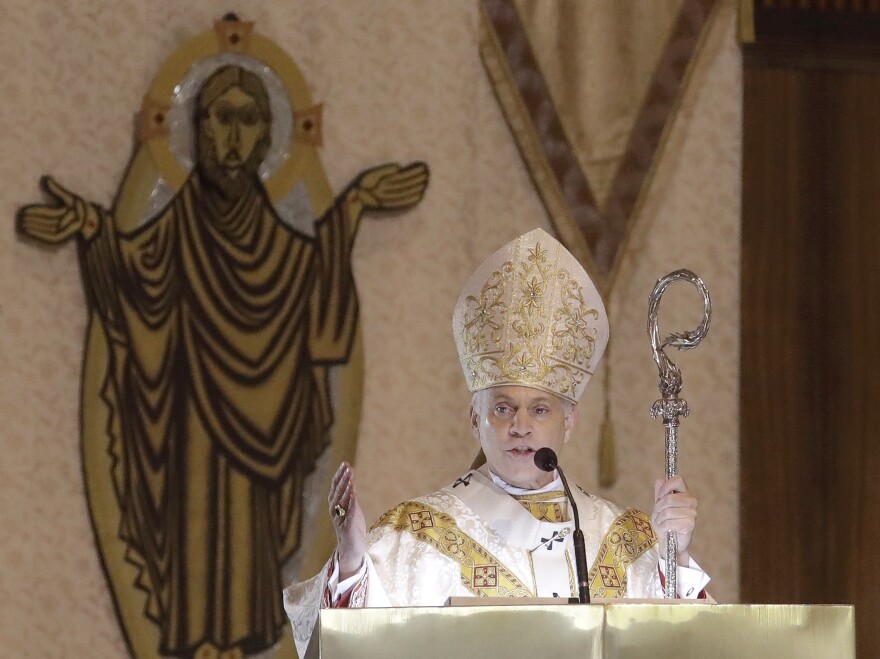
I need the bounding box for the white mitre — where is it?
[452,228,608,403]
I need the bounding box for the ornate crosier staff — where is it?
[647,269,711,599]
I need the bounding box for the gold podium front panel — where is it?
[315,604,604,658]
[311,604,854,659]
[603,604,855,659]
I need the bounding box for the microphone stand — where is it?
[555,466,590,604]
[534,448,590,604]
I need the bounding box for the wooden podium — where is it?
[305,601,855,658]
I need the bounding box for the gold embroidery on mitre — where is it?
[453,229,608,403]
[586,508,657,598]
[374,501,533,597]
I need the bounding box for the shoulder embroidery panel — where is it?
[373,500,533,598]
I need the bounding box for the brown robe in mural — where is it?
[81,170,357,654]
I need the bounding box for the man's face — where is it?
[204,86,267,173]
[470,385,578,490]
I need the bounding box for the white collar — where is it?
[486,467,564,495]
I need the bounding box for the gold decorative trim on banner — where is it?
[375,501,533,598]
[478,4,596,287]
[479,0,720,293]
[586,509,657,598]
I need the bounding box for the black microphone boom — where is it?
[533,448,591,604]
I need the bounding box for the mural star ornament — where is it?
[16,16,428,659]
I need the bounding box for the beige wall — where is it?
[0,0,741,655]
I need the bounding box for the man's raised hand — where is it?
[329,461,368,580]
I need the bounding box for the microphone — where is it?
[534,448,590,604]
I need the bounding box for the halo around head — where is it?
[453,228,609,403]
[138,21,330,212]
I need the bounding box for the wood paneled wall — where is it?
[741,58,880,657]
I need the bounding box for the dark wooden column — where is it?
[741,4,880,656]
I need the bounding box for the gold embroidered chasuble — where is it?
[371,468,659,601]
[285,468,667,657]
[84,172,359,654]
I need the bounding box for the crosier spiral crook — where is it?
[647,269,711,598]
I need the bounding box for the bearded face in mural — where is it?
[196,66,272,198]
[17,27,428,659]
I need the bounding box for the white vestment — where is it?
[283,467,710,658]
